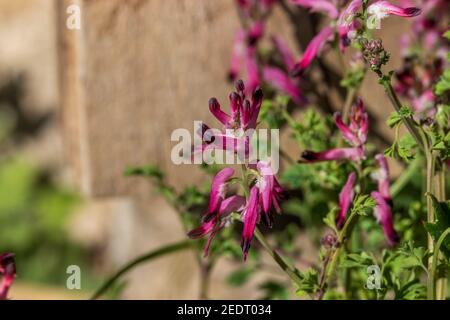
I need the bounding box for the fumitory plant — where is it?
[89,0,449,300]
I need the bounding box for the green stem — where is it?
[379,77,424,152]
[90,240,192,300]
[435,165,447,300]
[239,164,302,287]
[426,152,436,299]
[429,227,450,300]
[318,210,359,300]
[254,227,303,286]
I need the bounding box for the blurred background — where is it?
[0,0,413,299]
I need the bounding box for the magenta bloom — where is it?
[334,98,368,148]
[367,1,421,28]
[301,98,368,163]
[373,154,390,200]
[0,253,15,300]
[205,167,236,220]
[195,82,263,159]
[290,0,338,19]
[291,26,334,76]
[371,191,399,247]
[301,147,365,162]
[371,154,399,247]
[262,67,304,104]
[241,186,260,260]
[189,194,247,256]
[336,172,357,229]
[256,160,284,227]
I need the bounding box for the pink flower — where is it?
[373,154,390,200]
[241,186,260,260]
[272,36,296,71]
[367,1,421,28]
[256,160,284,227]
[291,27,334,76]
[336,172,357,229]
[0,253,15,300]
[371,154,399,247]
[371,192,399,247]
[301,147,365,162]
[337,0,363,50]
[262,67,304,104]
[301,98,368,163]
[334,98,368,148]
[189,195,246,257]
[206,167,236,220]
[290,0,339,19]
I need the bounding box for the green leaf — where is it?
[124,165,164,180]
[434,70,450,96]
[295,268,319,297]
[226,267,254,286]
[424,194,450,258]
[351,194,376,216]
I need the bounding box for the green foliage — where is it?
[259,280,290,300]
[295,268,319,298]
[0,157,98,286]
[424,194,450,258]
[434,70,450,96]
[226,267,254,287]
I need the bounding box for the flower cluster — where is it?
[301,98,398,246]
[189,82,284,260]
[394,0,449,116]
[230,0,304,104]
[290,0,421,75]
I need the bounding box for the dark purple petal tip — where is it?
[404,7,421,17]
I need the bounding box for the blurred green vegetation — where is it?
[0,75,98,289]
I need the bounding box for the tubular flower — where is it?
[291,26,334,76]
[301,98,368,163]
[263,36,305,104]
[0,253,15,300]
[336,172,357,229]
[194,82,263,158]
[371,191,399,247]
[189,194,247,257]
[371,154,399,247]
[367,1,421,29]
[241,186,260,260]
[255,160,284,228]
[337,0,363,50]
[290,0,339,19]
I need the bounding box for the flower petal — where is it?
[336,172,356,229]
[263,67,304,104]
[241,187,260,260]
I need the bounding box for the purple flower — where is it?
[336,172,357,229]
[367,1,421,28]
[301,98,368,163]
[189,195,246,257]
[334,98,368,148]
[256,160,284,227]
[241,186,260,260]
[0,253,15,300]
[371,191,399,247]
[290,0,339,19]
[205,167,236,220]
[371,154,399,247]
[291,26,334,76]
[263,36,305,104]
[262,67,304,104]
[301,147,365,162]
